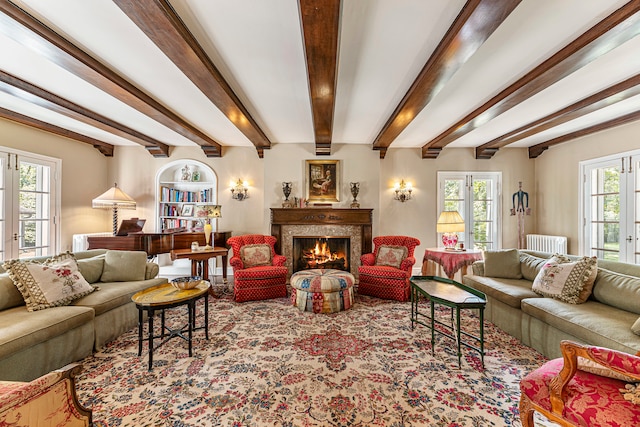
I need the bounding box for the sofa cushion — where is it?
[519,253,549,281]
[375,245,407,268]
[593,268,640,315]
[463,275,539,308]
[4,253,96,312]
[240,244,272,268]
[74,278,167,316]
[100,250,147,282]
[532,256,597,304]
[521,298,640,353]
[483,249,522,279]
[0,305,94,359]
[76,255,105,284]
[0,273,24,311]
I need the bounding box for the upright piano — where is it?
[87,230,232,256]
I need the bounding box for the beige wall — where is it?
[16,114,640,260]
[534,120,640,254]
[0,119,109,251]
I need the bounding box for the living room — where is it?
[2,1,640,425]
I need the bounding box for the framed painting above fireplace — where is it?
[305,159,339,203]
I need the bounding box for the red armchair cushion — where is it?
[239,244,273,267]
[521,357,640,426]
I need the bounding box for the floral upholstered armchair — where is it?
[358,235,420,301]
[0,363,92,426]
[227,234,288,302]
[519,340,640,427]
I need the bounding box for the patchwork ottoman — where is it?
[290,269,355,314]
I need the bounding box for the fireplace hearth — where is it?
[293,236,350,272]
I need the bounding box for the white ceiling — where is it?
[0,0,638,158]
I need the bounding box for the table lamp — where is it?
[200,205,222,249]
[436,210,465,250]
[92,183,136,235]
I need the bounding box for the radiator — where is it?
[526,234,567,254]
[72,232,112,252]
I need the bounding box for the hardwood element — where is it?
[171,247,229,283]
[113,0,271,158]
[421,2,640,159]
[0,69,170,157]
[0,1,222,157]
[87,230,232,257]
[270,208,372,255]
[528,109,640,159]
[371,0,521,159]
[476,73,640,159]
[0,107,114,156]
[299,0,341,156]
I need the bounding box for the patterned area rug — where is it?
[76,294,552,426]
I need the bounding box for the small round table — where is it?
[131,281,210,370]
[290,269,355,313]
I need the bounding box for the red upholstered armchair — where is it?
[520,340,640,427]
[227,234,288,302]
[358,235,420,301]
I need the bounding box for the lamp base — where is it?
[442,232,459,249]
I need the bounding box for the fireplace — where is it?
[293,236,350,272]
[270,208,373,278]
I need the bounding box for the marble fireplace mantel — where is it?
[270,208,373,277]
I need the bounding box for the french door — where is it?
[437,172,501,250]
[0,148,60,261]
[581,152,639,263]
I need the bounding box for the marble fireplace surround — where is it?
[270,208,373,279]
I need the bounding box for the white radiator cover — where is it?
[526,234,567,254]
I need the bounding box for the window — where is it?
[581,151,639,263]
[437,172,501,250]
[0,148,60,261]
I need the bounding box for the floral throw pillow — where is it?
[375,245,408,268]
[4,252,96,311]
[532,256,597,304]
[240,244,273,268]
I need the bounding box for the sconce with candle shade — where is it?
[230,179,249,201]
[394,180,412,202]
[436,210,465,250]
[92,183,136,235]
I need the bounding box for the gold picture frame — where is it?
[305,159,339,203]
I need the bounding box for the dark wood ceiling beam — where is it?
[372,0,522,159]
[422,1,640,159]
[299,0,341,156]
[476,73,640,158]
[0,0,221,157]
[528,109,640,158]
[0,108,114,156]
[0,69,170,157]
[113,0,270,158]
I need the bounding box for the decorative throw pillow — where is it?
[483,249,522,279]
[632,317,640,336]
[621,383,640,406]
[532,256,597,304]
[3,252,95,312]
[240,244,272,268]
[100,250,147,282]
[375,245,408,268]
[578,357,638,383]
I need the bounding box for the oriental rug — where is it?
[76,293,552,426]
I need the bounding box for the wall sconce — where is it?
[230,179,249,201]
[394,179,412,202]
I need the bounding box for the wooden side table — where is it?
[421,248,483,279]
[132,281,210,370]
[171,246,229,284]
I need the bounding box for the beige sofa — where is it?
[0,249,167,381]
[463,250,640,359]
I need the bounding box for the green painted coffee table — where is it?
[410,275,486,368]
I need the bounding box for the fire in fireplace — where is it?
[293,236,350,273]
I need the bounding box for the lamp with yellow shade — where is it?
[436,210,465,250]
